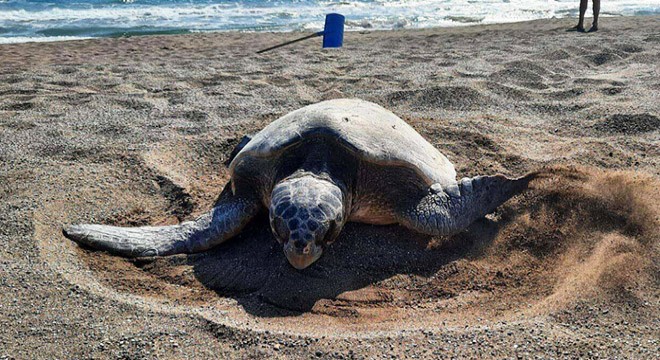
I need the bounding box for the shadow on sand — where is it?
[187,212,506,317]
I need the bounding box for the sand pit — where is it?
[35,164,659,337]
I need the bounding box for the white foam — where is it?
[0,1,657,25]
[0,35,91,44]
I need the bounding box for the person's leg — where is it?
[575,0,588,31]
[589,0,600,32]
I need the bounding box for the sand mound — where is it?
[488,60,552,90]
[36,165,659,335]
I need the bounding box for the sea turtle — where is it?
[64,99,535,269]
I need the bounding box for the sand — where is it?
[1,15,659,359]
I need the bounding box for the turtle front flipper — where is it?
[63,185,261,257]
[398,173,536,236]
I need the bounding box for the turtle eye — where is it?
[271,217,289,244]
[323,221,340,245]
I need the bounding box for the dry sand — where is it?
[1,16,659,359]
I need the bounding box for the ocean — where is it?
[1,0,658,44]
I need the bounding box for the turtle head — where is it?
[269,175,345,270]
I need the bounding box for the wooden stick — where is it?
[257,32,322,54]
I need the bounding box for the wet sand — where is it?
[1,16,659,359]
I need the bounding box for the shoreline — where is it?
[1,14,659,51]
[0,13,641,45]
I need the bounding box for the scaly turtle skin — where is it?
[64,99,535,269]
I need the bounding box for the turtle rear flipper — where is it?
[398,173,536,236]
[63,186,260,257]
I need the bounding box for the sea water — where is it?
[0,0,658,43]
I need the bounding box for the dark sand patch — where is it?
[593,113,660,135]
[387,86,488,110]
[586,51,623,66]
[1,101,34,111]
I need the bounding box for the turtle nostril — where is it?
[293,240,306,251]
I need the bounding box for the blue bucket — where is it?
[322,13,345,48]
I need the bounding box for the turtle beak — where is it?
[283,241,323,270]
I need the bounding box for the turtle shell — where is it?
[229,99,456,187]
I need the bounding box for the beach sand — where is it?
[1,16,659,359]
